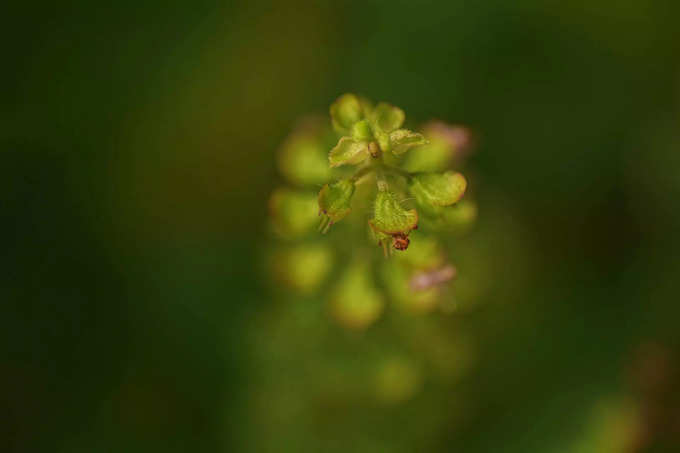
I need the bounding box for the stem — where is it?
[382,165,412,181]
[318,215,332,234]
[375,166,388,192]
[349,160,412,188]
[350,165,374,183]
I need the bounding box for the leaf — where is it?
[370,102,405,133]
[328,137,369,167]
[369,190,418,235]
[409,171,467,207]
[330,93,364,134]
[389,129,428,155]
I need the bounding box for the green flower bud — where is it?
[329,261,384,330]
[358,96,374,116]
[330,93,364,134]
[442,199,477,232]
[370,102,405,134]
[269,188,319,238]
[376,130,391,153]
[277,124,332,186]
[351,119,373,142]
[369,189,418,254]
[409,171,467,209]
[271,244,333,293]
[370,190,419,235]
[318,179,355,233]
[401,140,451,173]
[328,137,369,168]
[401,121,471,172]
[389,129,428,155]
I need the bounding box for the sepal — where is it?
[389,129,428,155]
[328,136,369,167]
[409,171,467,207]
[318,179,355,233]
[369,189,418,253]
[369,190,418,235]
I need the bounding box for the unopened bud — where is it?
[369,190,418,253]
[318,179,355,233]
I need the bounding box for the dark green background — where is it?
[3,1,680,451]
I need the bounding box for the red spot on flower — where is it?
[392,233,410,251]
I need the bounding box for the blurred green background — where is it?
[3,1,680,452]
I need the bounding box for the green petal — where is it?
[328,136,369,167]
[370,190,418,235]
[389,129,428,155]
[330,93,364,134]
[409,171,467,207]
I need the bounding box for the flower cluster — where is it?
[269,94,477,329]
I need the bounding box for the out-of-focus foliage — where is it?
[329,260,385,330]
[3,0,680,452]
